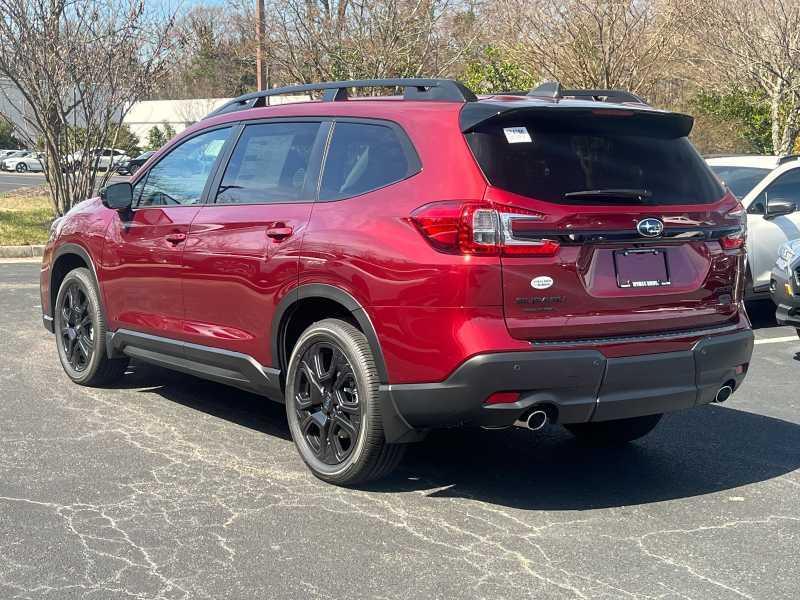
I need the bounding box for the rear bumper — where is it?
[379,328,753,440]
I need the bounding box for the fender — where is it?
[48,242,106,321]
[271,283,389,383]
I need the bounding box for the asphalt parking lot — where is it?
[1,259,798,600]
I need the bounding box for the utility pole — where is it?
[256,0,267,91]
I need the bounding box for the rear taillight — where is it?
[720,231,745,250]
[410,202,559,257]
[721,204,747,250]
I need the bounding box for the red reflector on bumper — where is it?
[484,392,521,405]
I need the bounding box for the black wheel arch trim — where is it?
[271,285,421,443]
[48,243,105,323]
[271,284,389,384]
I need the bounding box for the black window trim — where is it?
[315,117,422,203]
[207,117,332,206]
[130,123,237,209]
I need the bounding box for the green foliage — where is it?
[113,125,141,157]
[691,90,773,154]
[0,119,22,149]
[462,47,537,95]
[146,121,176,151]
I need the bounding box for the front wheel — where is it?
[285,318,404,485]
[54,268,128,386]
[15,162,27,172]
[565,413,662,446]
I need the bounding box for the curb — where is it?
[0,245,45,258]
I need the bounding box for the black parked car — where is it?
[771,238,800,336]
[114,151,155,175]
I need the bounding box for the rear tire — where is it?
[54,268,128,386]
[285,318,404,485]
[565,413,662,446]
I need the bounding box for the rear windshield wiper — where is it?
[563,188,652,200]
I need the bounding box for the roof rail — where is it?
[204,78,477,119]
[527,81,647,105]
[778,154,800,165]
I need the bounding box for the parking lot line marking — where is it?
[754,336,799,345]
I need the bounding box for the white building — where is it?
[123,95,311,146]
[123,98,230,145]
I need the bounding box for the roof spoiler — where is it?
[460,104,694,138]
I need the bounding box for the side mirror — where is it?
[765,197,796,219]
[100,182,133,211]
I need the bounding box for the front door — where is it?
[101,126,233,338]
[181,120,328,366]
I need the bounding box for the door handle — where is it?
[266,225,293,241]
[165,232,187,244]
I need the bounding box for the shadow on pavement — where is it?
[114,360,800,510]
[109,361,292,442]
[368,405,800,509]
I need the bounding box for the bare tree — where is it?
[489,0,699,101]
[688,0,800,155]
[0,0,176,215]
[268,0,478,85]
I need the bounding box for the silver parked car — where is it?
[706,155,800,299]
[1,151,44,173]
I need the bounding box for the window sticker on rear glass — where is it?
[503,127,532,144]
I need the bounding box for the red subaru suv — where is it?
[41,79,754,485]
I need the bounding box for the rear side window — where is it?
[216,122,322,204]
[466,117,724,205]
[320,122,416,200]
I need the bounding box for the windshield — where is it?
[708,165,771,199]
[466,116,724,205]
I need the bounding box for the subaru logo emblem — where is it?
[637,218,664,238]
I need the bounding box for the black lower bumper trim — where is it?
[379,329,754,438]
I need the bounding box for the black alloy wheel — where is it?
[58,282,94,372]
[15,162,27,172]
[54,268,128,386]
[285,319,405,485]
[294,341,362,465]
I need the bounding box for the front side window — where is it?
[756,169,800,213]
[136,127,231,207]
[215,122,321,204]
[319,122,414,200]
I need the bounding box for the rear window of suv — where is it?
[465,115,724,205]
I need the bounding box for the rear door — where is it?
[181,119,328,364]
[464,108,746,342]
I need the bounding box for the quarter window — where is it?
[319,122,414,200]
[136,127,231,207]
[215,122,322,204]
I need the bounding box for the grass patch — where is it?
[0,188,54,245]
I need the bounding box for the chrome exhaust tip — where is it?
[526,410,548,431]
[715,385,733,403]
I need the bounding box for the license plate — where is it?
[614,248,670,288]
